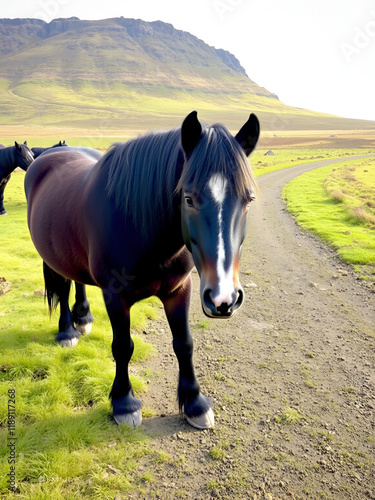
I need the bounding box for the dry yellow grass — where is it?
[258,129,375,149]
[2,125,375,151]
[350,206,375,226]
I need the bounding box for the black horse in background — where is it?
[0,142,34,215]
[0,140,67,215]
[31,140,67,158]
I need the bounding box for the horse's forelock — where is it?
[176,124,257,199]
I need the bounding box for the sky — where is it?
[1,0,374,121]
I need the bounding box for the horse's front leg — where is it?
[0,175,10,215]
[103,290,142,428]
[161,275,214,429]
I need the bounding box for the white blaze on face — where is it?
[207,174,235,307]
[26,150,34,164]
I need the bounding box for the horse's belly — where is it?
[29,213,93,283]
[26,159,94,283]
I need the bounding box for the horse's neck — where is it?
[31,148,50,160]
[0,147,16,177]
[31,147,46,158]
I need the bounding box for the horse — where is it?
[31,140,67,159]
[0,141,34,215]
[25,111,260,429]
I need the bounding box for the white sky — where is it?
[1,0,375,121]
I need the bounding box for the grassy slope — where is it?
[0,75,326,129]
[4,79,375,131]
[2,73,374,133]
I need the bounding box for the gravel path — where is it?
[131,157,375,500]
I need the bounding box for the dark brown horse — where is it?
[25,111,260,429]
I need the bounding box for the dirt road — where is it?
[132,158,375,499]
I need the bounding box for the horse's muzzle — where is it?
[202,287,244,318]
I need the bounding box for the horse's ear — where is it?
[15,141,21,150]
[24,140,27,145]
[235,113,260,156]
[181,111,202,157]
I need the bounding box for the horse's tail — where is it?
[43,261,71,315]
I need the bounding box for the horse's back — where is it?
[25,150,97,281]
[25,149,94,201]
[38,146,103,161]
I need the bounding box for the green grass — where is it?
[277,407,306,425]
[282,157,375,278]
[0,171,160,498]
[209,447,226,461]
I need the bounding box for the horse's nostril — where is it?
[233,289,244,311]
[203,289,212,305]
[217,302,230,315]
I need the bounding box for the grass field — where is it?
[0,172,164,499]
[283,156,375,280]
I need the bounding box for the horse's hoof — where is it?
[75,323,92,334]
[185,408,215,429]
[58,337,79,347]
[0,211,7,216]
[113,410,142,428]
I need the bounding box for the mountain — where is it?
[0,17,373,131]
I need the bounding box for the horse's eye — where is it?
[244,199,253,212]
[185,196,194,208]
[245,194,255,207]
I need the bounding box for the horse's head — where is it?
[15,141,34,170]
[179,111,259,318]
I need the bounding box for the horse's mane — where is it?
[92,124,257,239]
[92,129,183,238]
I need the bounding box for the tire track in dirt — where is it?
[132,156,375,500]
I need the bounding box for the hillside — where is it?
[0,17,374,131]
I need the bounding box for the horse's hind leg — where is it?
[43,262,80,347]
[103,290,142,428]
[72,282,94,334]
[161,276,214,429]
